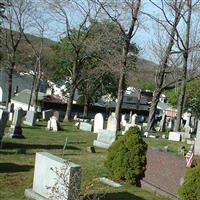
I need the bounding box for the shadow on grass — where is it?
[2,142,80,151]
[84,192,145,200]
[0,163,33,173]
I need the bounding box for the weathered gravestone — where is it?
[121,114,127,127]
[42,109,54,121]
[194,120,200,155]
[25,152,81,200]
[93,129,116,149]
[9,107,24,138]
[0,109,9,140]
[93,113,104,133]
[168,132,181,142]
[54,111,60,122]
[122,123,142,135]
[47,116,62,132]
[131,113,137,125]
[23,111,37,126]
[107,115,117,133]
[79,122,92,132]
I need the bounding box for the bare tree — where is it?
[174,0,200,131]
[95,0,142,129]
[145,0,186,131]
[45,0,101,122]
[1,0,32,105]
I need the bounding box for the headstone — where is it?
[121,114,127,127]
[107,115,117,133]
[159,114,166,132]
[194,120,200,155]
[47,116,62,132]
[9,107,24,138]
[42,109,54,121]
[93,113,104,133]
[0,109,9,140]
[93,129,116,149]
[131,113,137,125]
[25,152,81,200]
[53,111,60,121]
[79,122,92,132]
[23,111,37,126]
[168,132,181,142]
[185,112,191,129]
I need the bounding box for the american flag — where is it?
[185,146,194,168]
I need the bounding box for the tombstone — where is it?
[25,152,81,200]
[168,132,181,142]
[159,114,166,132]
[168,117,175,131]
[194,120,200,155]
[23,111,37,126]
[121,114,127,127]
[47,116,62,132]
[93,113,104,133]
[131,113,137,125]
[79,122,92,132]
[53,111,60,122]
[185,112,191,130]
[9,107,24,138]
[107,115,117,133]
[93,129,116,149]
[0,86,2,102]
[0,109,9,140]
[42,109,54,121]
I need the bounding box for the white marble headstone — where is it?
[168,132,181,141]
[194,120,200,155]
[25,152,81,200]
[107,115,117,133]
[93,113,104,133]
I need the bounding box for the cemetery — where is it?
[1,1,200,200]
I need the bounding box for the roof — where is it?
[0,70,47,102]
[12,89,45,104]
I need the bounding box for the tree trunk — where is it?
[64,84,76,122]
[7,65,14,105]
[83,96,89,118]
[28,75,36,111]
[146,90,162,131]
[115,71,125,130]
[33,78,41,112]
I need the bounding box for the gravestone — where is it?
[122,123,142,135]
[42,109,54,121]
[9,107,24,138]
[93,113,104,133]
[0,109,9,140]
[131,113,137,125]
[185,112,191,129]
[194,120,200,155]
[93,129,116,149]
[121,114,127,127]
[159,114,166,132]
[54,111,60,122]
[79,122,92,132]
[107,115,117,133]
[47,116,62,132]
[25,152,81,200]
[168,132,181,142]
[23,111,37,126]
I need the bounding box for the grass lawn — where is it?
[0,121,187,200]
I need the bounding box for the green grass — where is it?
[0,121,184,200]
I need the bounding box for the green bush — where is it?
[178,163,200,200]
[104,126,147,185]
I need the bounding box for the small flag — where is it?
[185,145,194,168]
